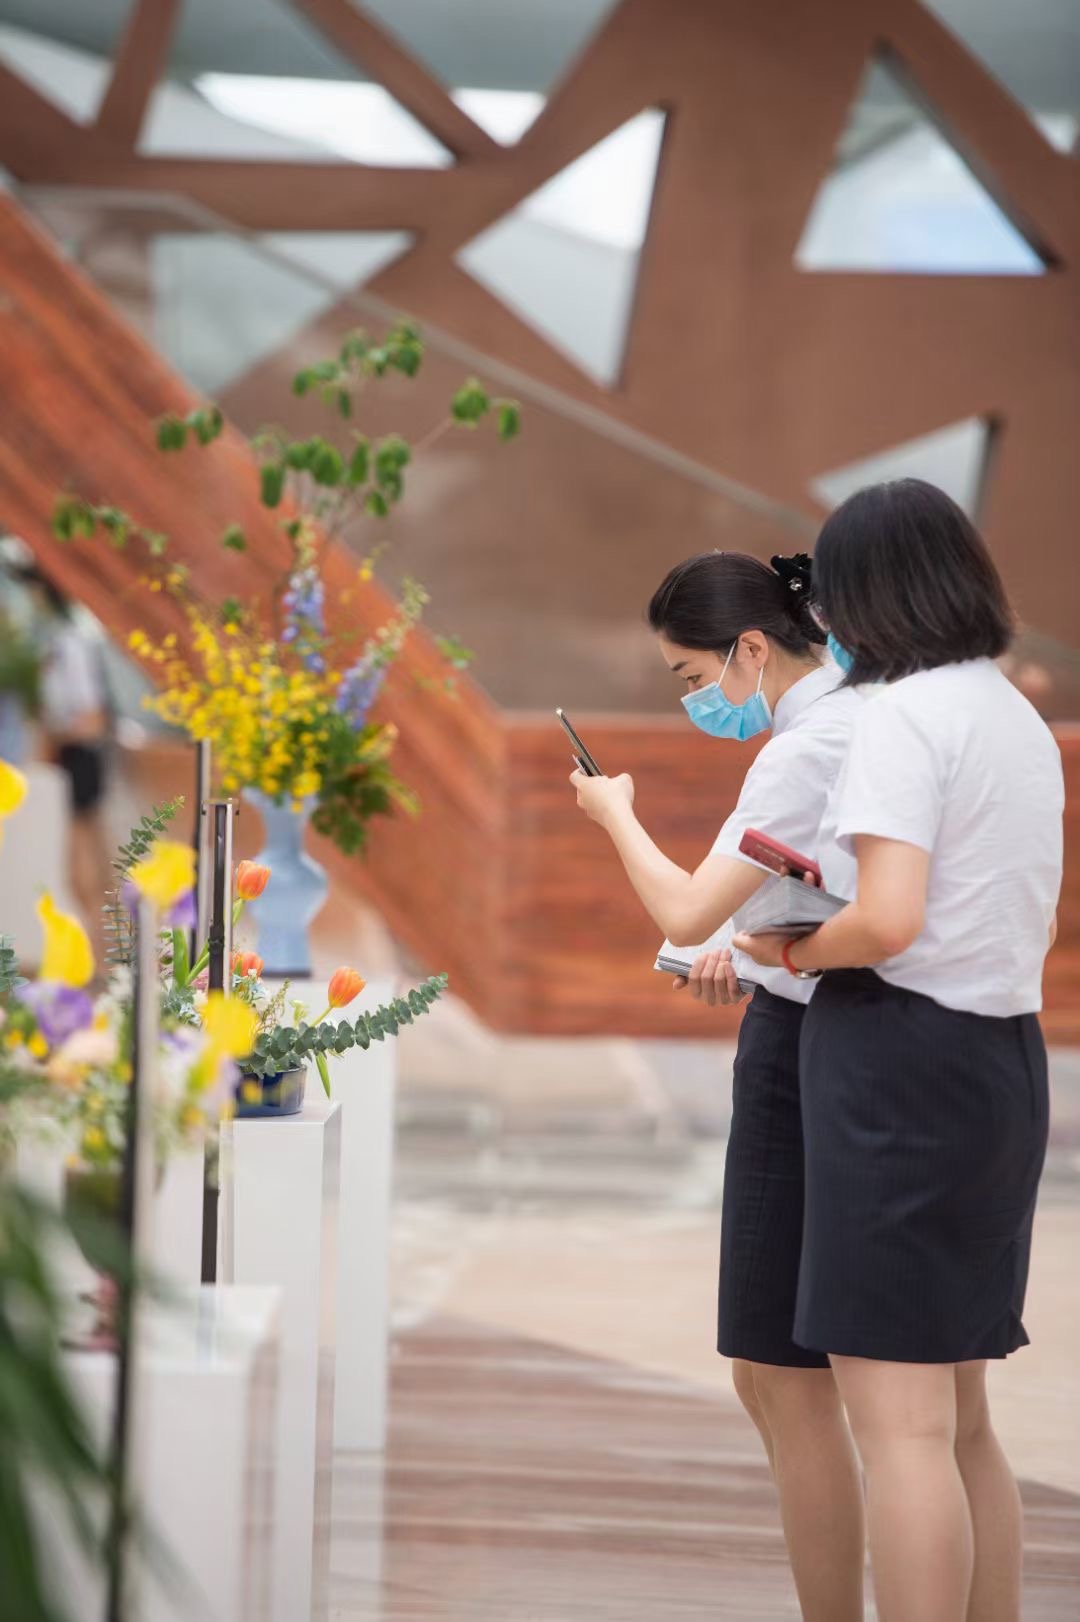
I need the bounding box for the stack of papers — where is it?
[732,874,845,936]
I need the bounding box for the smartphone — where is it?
[556,709,603,778]
[739,828,822,887]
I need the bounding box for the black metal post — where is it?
[190,740,212,969]
[201,799,235,1285]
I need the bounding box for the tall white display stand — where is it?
[220,1096,341,1622]
[280,976,398,1453]
[55,1285,281,1622]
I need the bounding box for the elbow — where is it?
[866,911,923,960]
[662,901,720,947]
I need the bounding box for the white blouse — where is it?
[711,660,865,1003]
[821,659,1064,1017]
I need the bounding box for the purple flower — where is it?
[17,982,95,1047]
[122,878,196,931]
[335,654,384,731]
[282,568,325,643]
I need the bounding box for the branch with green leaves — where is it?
[244,974,448,1095]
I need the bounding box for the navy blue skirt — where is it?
[718,985,829,1369]
[796,969,1049,1363]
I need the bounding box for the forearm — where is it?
[604,803,698,939]
[787,900,912,972]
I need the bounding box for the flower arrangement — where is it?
[53,321,519,857]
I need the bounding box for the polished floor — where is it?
[328,1010,1080,1620]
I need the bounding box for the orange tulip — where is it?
[232,950,264,980]
[235,860,270,900]
[327,967,365,1009]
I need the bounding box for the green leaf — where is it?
[260,463,286,508]
[347,438,370,485]
[156,416,187,452]
[284,440,314,471]
[220,525,246,555]
[316,1052,331,1097]
[97,507,130,548]
[143,530,170,557]
[336,389,352,420]
[496,400,522,442]
[190,406,224,446]
[220,597,243,628]
[450,377,489,426]
[365,490,389,519]
[311,444,344,487]
[171,928,190,988]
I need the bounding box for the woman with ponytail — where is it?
[570,550,866,1621]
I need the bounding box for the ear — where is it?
[738,629,769,667]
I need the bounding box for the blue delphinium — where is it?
[335,653,385,732]
[282,567,326,674]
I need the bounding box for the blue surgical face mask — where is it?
[826,632,855,675]
[681,642,771,740]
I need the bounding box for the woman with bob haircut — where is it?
[572,550,867,1621]
[736,479,1064,1622]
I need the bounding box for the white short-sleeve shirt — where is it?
[710,660,865,1003]
[819,659,1064,1016]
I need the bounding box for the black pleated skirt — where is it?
[795,968,1049,1364]
[718,985,829,1369]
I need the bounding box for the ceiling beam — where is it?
[95,0,183,149]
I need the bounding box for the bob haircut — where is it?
[647,552,824,658]
[813,479,1013,685]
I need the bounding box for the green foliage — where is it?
[433,634,475,672]
[451,377,490,426]
[0,619,42,713]
[0,936,24,997]
[496,400,522,441]
[103,799,183,968]
[221,524,247,553]
[243,975,448,1080]
[0,1182,120,1622]
[260,462,285,509]
[155,405,223,453]
[52,497,170,559]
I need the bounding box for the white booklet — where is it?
[654,920,756,993]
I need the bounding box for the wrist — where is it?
[782,937,822,980]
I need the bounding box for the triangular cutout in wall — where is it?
[456,108,666,386]
[811,416,996,518]
[796,55,1047,275]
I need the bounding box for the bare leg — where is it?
[752,1363,865,1622]
[731,1357,776,1468]
[954,1361,1022,1622]
[832,1354,973,1622]
[69,810,110,967]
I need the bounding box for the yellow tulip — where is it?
[129,839,196,909]
[201,992,257,1059]
[37,893,94,988]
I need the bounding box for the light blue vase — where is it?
[243,790,328,977]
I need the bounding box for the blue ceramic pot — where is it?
[234,1066,307,1120]
[243,790,328,976]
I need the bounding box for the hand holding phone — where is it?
[739,828,822,887]
[556,709,603,777]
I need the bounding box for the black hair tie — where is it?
[770,552,813,603]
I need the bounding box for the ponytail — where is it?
[647,550,825,657]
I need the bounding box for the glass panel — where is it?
[148,0,451,164]
[0,18,115,122]
[921,0,1080,154]
[796,59,1047,274]
[353,0,622,140]
[811,418,993,519]
[456,109,666,385]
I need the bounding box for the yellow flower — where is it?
[37,893,94,988]
[27,1032,48,1059]
[0,759,28,819]
[129,839,196,909]
[201,992,257,1059]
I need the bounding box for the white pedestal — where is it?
[286,975,397,1453]
[220,1096,341,1622]
[54,1285,280,1622]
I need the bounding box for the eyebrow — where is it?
[670,660,688,674]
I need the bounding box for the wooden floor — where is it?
[330,1319,1080,1621]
